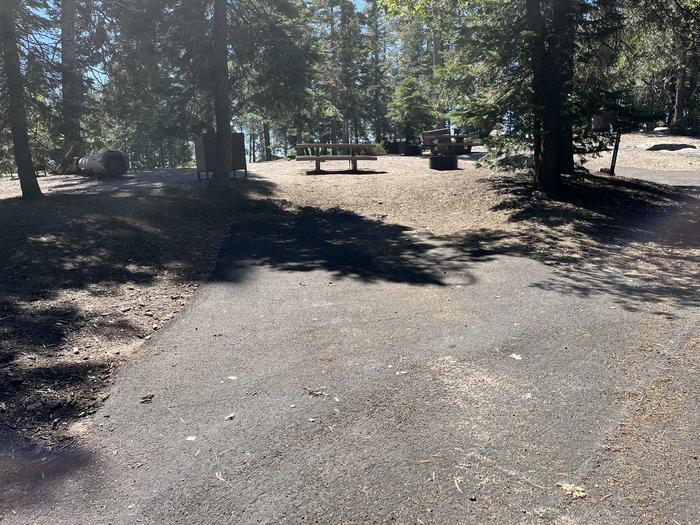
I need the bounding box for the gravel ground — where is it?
[254,133,700,236]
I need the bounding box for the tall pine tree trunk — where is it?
[329,2,337,144]
[556,0,576,175]
[342,120,349,144]
[525,0,546,187]
[211,0,231,189]
[673,60,686,126]
[432,33,446,129]
[369,0,383,142]
[0,3,42,199]
[526,0,573,196]
[295,126,302,146]
[263,122,272,161]
[61,0,82,157]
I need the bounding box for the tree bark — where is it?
[0,3,42,199]
[673,60,686,126]
[329,2,337,144]
[211,0,231,189]
[525,0,547,189]
[556,0,576,175]
[432,33,446,129]
[369,0,383,142]
[526,0,574,196]
[61,0,82,156]
[263,122,272,161]
[342,119,349,144]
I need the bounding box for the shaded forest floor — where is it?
[0,147,697,450]
[0,171,257,446]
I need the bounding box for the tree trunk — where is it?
[526,0,572,196]
[557,0,576,175]
[673,61,686,126]
[0,4,42,199]
[263,122,272,161]
[432,33,446,129]
[525,0,547,189]
[211,0,231,189]
[61,0,82,157]
[343,120,350,144]
[369,0,383,143]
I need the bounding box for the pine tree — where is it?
[60,0,82,157]
[211,0,231,188]
[0,1,42,199]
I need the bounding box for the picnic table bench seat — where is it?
[296,143,378,173]
[296,155,378,161]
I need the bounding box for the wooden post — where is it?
[610,130,621,176]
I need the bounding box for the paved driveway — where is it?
[3,172,698,524]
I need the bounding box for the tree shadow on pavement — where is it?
[214,198,493,286]
[2,166,697,500]
[452,173,699,314]
[0,170,275,453]
[211,170,698,317]
[1,169,496,456]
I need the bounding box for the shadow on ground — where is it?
[452,173,699,314]
[0,168,494,454]
[1,167,696,473]
[0,170,274,451]
[215,200,489,285]
[212,170,698,317]
[305,169,389,176]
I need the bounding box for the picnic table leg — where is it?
[351,158,358,172]
[315,159,321,173]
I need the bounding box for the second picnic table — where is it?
[296,143,377,173]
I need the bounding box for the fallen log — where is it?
[77,150,129,176]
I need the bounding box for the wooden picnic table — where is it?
[421,129,480,155]
[296,143,377,173]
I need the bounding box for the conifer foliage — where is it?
[0,0,697,197]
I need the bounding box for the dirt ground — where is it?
[1,133,697,449]
[584,132,700,172]
[256,133,700,236]
[0,171,254,446]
